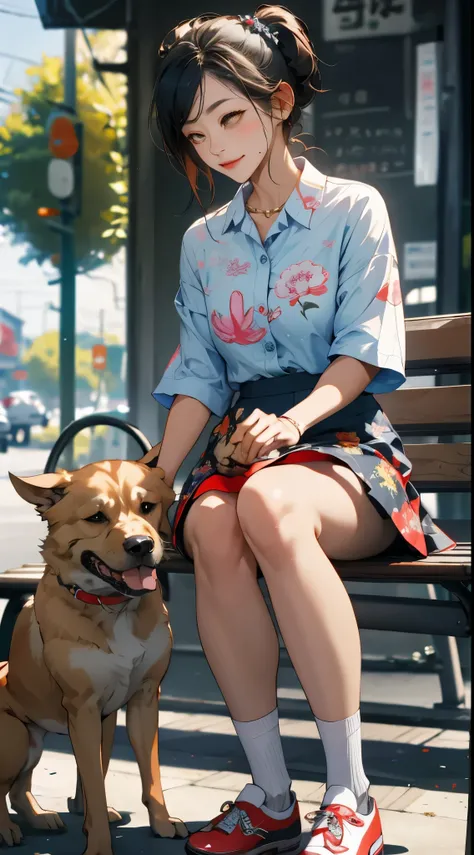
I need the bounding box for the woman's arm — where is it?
[233,356,380,464]
[148,395,211,487]
[282,355,379,433]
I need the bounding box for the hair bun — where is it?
[254,4,320,109]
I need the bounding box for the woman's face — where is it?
[182,73,284,183]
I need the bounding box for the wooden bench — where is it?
[1,313,471,702]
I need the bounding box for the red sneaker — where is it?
[185,784,302,855]
[302,788,383,855]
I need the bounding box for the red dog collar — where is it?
[58,576,129,606]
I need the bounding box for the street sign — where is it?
[92,344,107,371]
[323,0,415,41]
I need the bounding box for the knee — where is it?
[184,495,254,584]
[236,469,310,554]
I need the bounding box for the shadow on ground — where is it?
[12,814,409,855]
[42,722,469,794]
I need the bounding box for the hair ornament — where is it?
[238,14,279,45]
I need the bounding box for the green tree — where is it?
[23,331,99,404]
[0,32,128,273]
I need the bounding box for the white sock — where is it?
[232,708,292,812]
[315,710,370,809]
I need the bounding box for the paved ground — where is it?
[6,651,470,855]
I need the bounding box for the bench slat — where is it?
[407,442,471,490]
[1,543,470,586]
[376,385,471,434]
[405,312,471,367]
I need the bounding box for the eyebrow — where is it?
[184,97,233,127]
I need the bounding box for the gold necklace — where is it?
[245,201,285,219]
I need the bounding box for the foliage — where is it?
[0,32,128,273]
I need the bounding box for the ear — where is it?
[138,442,162,470]
[272,82,295,121]
[9,471,70,515]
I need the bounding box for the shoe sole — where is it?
[185,832,303,855]
[369,835,384,855]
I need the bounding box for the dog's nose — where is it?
[122,535,154,558]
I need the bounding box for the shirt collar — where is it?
[221,157,327,235]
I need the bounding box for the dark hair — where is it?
[148,5,320,205]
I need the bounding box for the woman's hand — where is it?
[230,408,301,465]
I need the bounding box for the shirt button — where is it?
[260,254,268,264]
[264,341,275,353]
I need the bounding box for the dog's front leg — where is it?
[68,711,121,823]
[126,680,187,839]
[65,701,113,855]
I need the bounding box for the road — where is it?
[0,446,49,572]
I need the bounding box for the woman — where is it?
[149,7,454,855]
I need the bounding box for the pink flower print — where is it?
[301,195,320,211]
[267,307,282,322]
[197,259,205,269]
[323,239,335,248]
[203,286,212,296]
[195,224,207,242]
[211,291,267,345]
[256,305,281,323]
[275,261,329,318]
[376,278,402,306]
[226,258,251,277]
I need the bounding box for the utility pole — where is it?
[59,29,76,436]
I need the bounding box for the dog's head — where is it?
[9,452,175,599]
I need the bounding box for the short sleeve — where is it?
[328,187,406,394]
[152,235,235,417]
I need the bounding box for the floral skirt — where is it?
[171,372,456,560]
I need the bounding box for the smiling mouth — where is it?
[81,550,158,597]
[219,155,245,169]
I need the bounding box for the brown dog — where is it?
[0,450,187,854]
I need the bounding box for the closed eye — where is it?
[84,511,108,524]
[140,501,157,515]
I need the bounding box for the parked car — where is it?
[0,402,10,453]
[2,390,49,447]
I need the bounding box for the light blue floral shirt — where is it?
[153,156,405,418]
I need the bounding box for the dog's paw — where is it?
[151,815,188,838]
[0,818,23,846]
[107,806,122,823]
[25,808,66,831]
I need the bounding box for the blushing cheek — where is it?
[239,117,263,138]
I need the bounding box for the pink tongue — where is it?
[121,566,157,591]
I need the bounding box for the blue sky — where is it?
[0,0,125,343]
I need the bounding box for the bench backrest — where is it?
[376,313,471,494]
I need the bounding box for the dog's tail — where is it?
[0,661,8,688]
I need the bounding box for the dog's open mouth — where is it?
[81,550,158,596]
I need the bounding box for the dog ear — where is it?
[138,442,162,470]
[9,471,69,515]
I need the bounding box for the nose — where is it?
[122,535,154,559]
[209,138,225,158]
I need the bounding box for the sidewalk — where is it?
[11,654,469,855]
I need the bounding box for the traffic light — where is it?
[46,111,78,201]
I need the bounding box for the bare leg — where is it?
[236,461,397,721]
[184,491,280,721]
